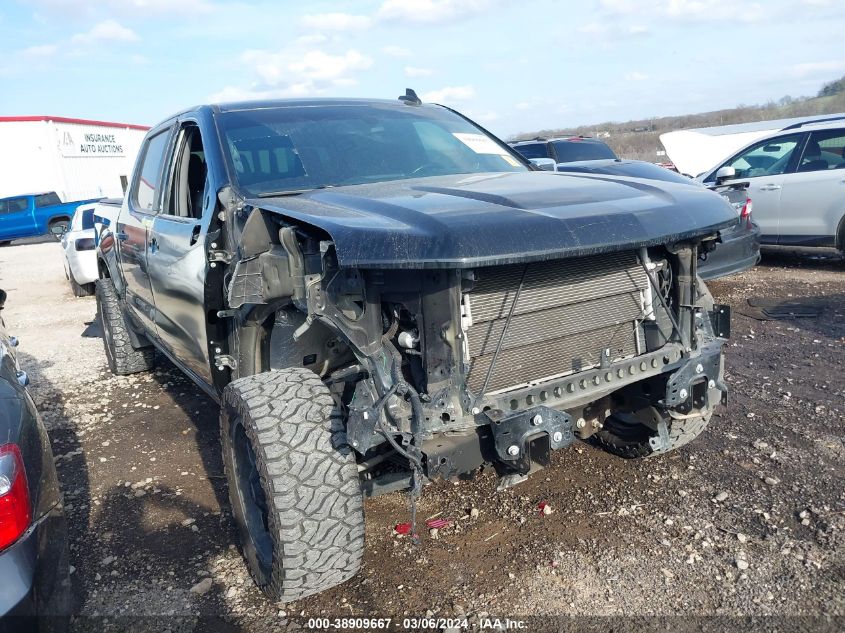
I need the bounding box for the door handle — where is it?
[115,231,128,241]
[189,223,201,246]
[759,184,782,191]
[149,237,158,254]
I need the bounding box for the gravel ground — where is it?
[0,242,842,632]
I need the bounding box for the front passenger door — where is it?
[777,128,845,244]
[118,128,172,335]
[147,121,213,385]
[708,133,804,242]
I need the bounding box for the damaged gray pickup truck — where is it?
[96,93,735,602]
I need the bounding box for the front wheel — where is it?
[221,368,365,602]
[594,409,713,459]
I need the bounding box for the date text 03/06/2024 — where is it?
[305,617,527,629]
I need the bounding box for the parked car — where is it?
[59,202,98,297]
[0,192,100,246]
[555,160,760,279]
[510,135,618,166]
[96,95,735,603]
[91,198,122,250]
[511,139,760,279]
[698,117,845,254]
[0,289,70,629]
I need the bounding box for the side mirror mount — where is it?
[530,157,557,171]
[715,166,736,183]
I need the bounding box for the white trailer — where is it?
[0,116,149,201]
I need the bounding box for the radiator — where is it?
[466,252,648,394]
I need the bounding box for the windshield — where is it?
[216,103,527,195]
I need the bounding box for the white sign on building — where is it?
[0,116,149,201]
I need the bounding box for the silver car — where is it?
[698,117,845,254]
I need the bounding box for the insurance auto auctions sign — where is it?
[58,127,126,157]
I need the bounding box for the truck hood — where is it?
[249,171,737,269]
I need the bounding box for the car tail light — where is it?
[75,237,95,251]
[740,197,753,228]
[0,444,31,551]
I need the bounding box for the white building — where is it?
[0,116,150,202]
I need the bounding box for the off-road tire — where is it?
[70,273,93,297]
[95,278,155,375]
[221,368,365,602]
[594,410,713,459]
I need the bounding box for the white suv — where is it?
[698,118,845,253]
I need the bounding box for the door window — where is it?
[34,193,61,208]
[163,125,208,219]
[797,129,845,172]
[511,142,550,159]
[720,134,802,180]
[0,198,28,214]
[132,130,171,212]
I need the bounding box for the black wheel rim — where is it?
[231,418,273,573]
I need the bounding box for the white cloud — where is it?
[294,33,329,45]
[20,44,58,58]
[300,12,372,31]
[464,109,499,123]
[71,19,139,43]
[404,66,432,77]
[287,50,373,82]
[421,85,475,103]
[213,47,374,102]
[29,0,211,17]
[786,60,845,78]
[577,22,606,36]
[600,0,767,23]
[624,71,649,81]
[382,45,412,57]
[377,0,498,24]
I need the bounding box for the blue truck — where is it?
[0,191,100,245]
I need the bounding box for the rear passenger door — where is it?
[777,128,845,245]
[118,126,173,336]
[147,119,213,385]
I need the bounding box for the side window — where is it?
[798,129,845,172]
[721,134,802,179]
[80,209,95,230]
[34,192,61,208]
[163,125,208,219]
[132,130,171,212]
[0,200,7,214]
[511,143,549,160]
[5,198,29,213]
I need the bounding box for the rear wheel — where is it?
[594,409,713,459]
[69,273,93,297]
[48,218,69,240]
[221,368,365,602]
[95,278,155,375]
